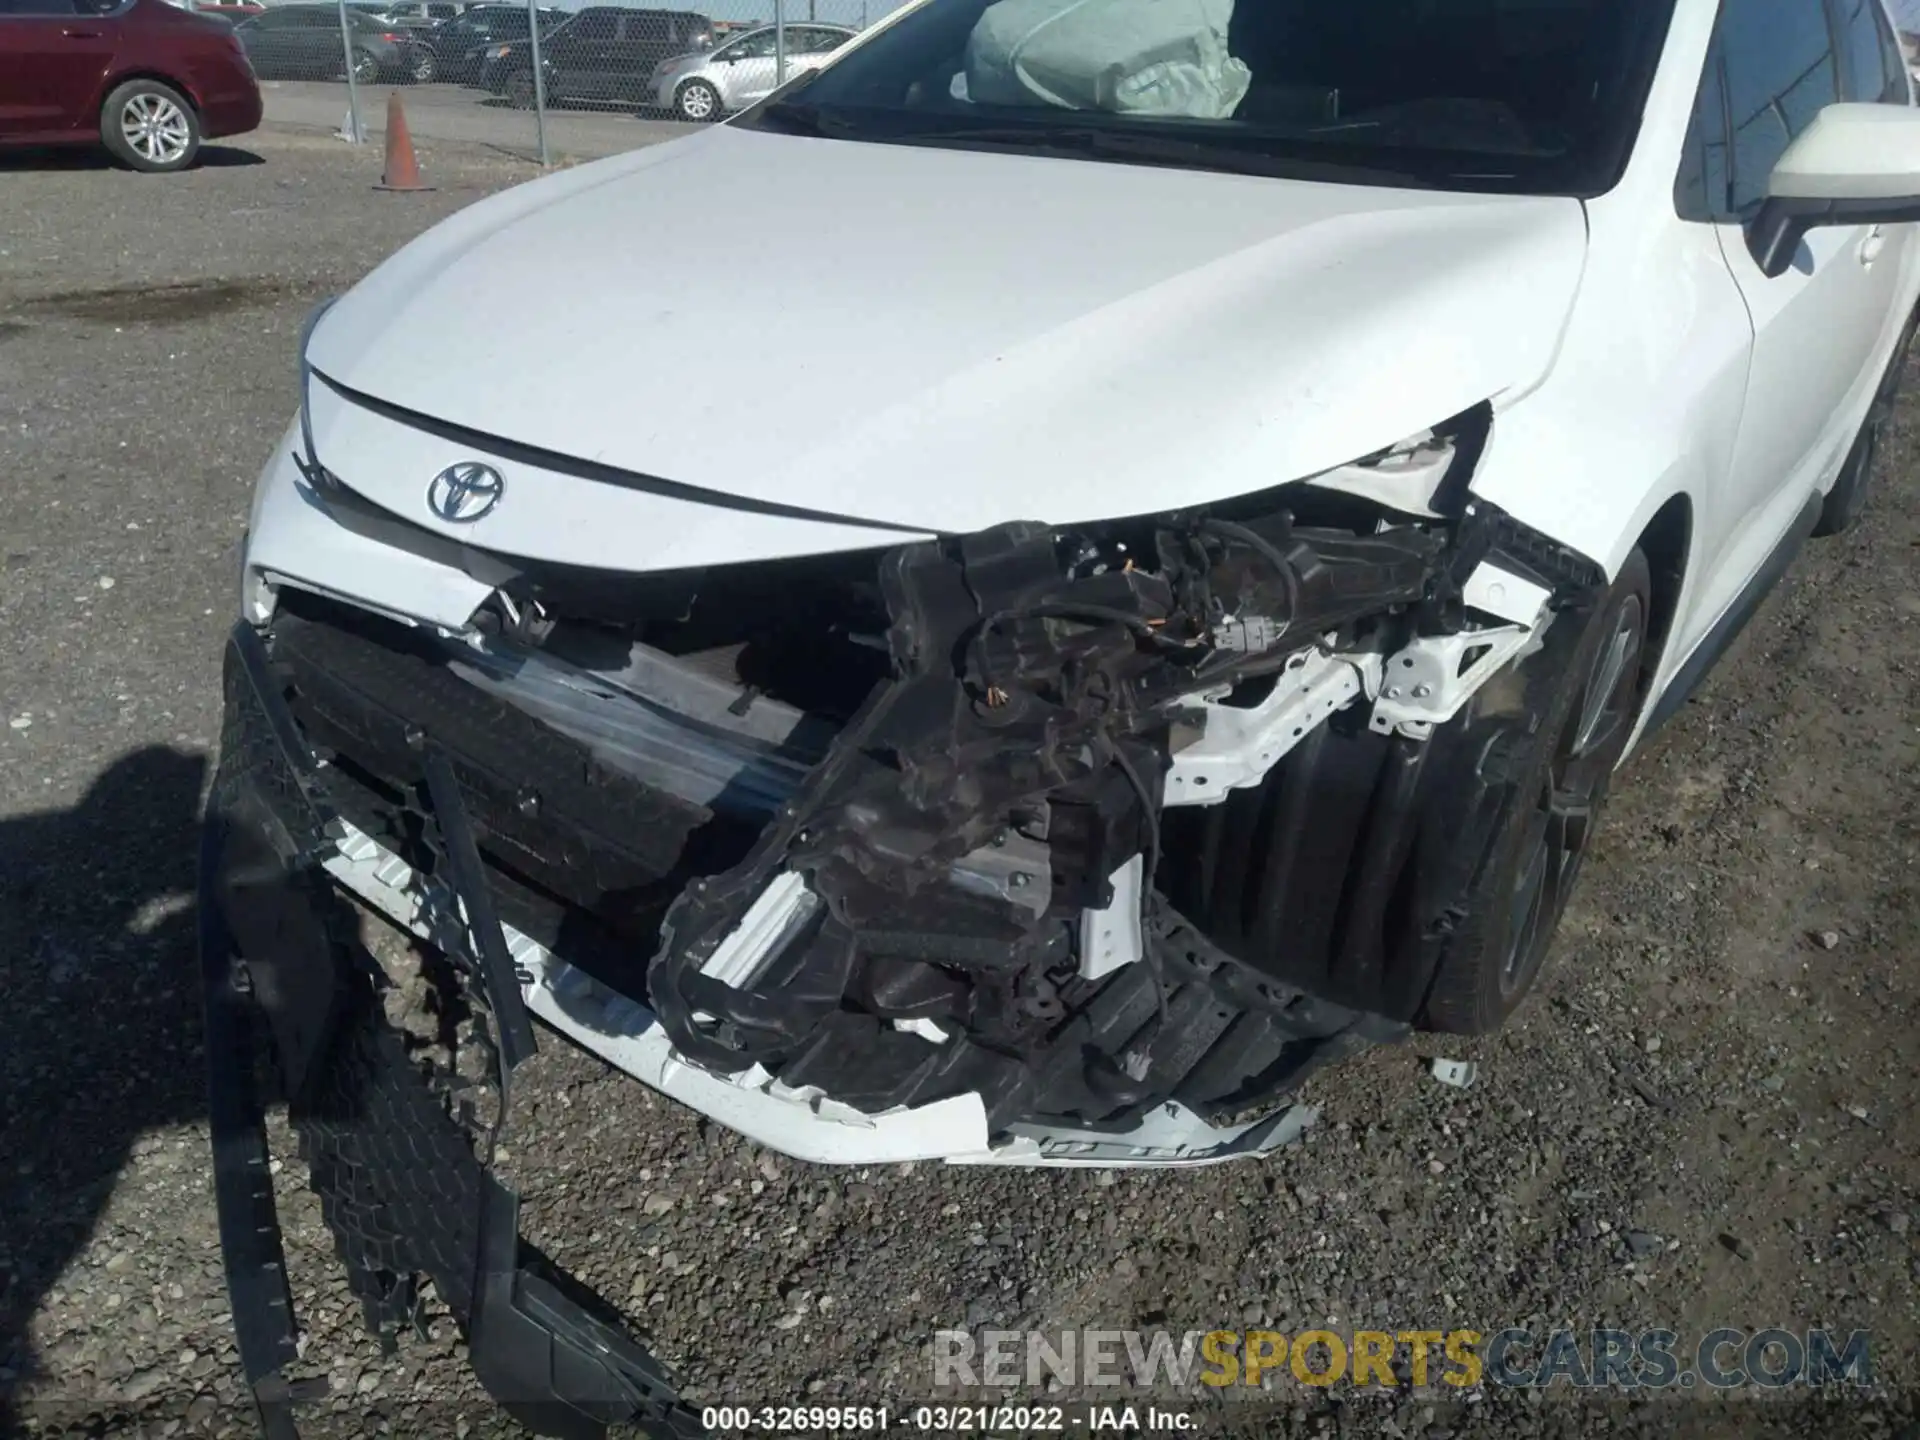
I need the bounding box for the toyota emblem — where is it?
[426,462,504,523]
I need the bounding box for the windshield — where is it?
[742,0,1678,195]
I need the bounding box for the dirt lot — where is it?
[2,126,1918,1439]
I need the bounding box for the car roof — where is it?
[729,19,851,32]
[578,6,708,16]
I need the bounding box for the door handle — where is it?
[1861,224,1887,266]
[62,27,103,37]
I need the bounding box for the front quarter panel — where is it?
[1467,191,1751,750]
[1467,189,1746,584]
[1467,0,1747,739]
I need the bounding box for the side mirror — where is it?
[1750,102,1920,277]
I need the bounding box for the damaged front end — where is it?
[201,422,1603,1431]
[221,417,1601,1160]
[621,474,1590,1158]
[643,513,1452,1143]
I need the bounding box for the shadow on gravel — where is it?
[0,747,210,1431]
[0,145,264,172]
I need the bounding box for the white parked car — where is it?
[651,21,854,120]
[205,0,1920,1423]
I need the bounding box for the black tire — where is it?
[349,48,379,85]
[1416,549,1652,1033]
[1161,550,1653,1037]
[504,70,535,109]
[99,79,201,173]
[1815,310,1918,537]
[408,49,437,84]
[675,78,720,122]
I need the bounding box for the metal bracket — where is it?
[1365,559,1550,740]
[1462,557,1553,629]
[1079,855,1144,980]
[1368,624,1532,740]
[1162,648,1379,808]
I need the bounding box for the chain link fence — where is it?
[222,0,883,165]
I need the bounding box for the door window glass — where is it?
[793,25,849,54]
[728,29,777,59]
[1831,0,1910,102]
[1720,0,1841,213]
[1675,37,1734,221]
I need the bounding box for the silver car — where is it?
[651,22,855,122]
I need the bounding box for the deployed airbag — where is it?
[964,0,1251,120]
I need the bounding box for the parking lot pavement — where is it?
[3,127,1919,1438]
[260,80,696,163]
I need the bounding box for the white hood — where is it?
[306,124,1588,540]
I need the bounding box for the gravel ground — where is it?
[2,126,1918,1440]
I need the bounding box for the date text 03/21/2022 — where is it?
[699,1406,1197,1432]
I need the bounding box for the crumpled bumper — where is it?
[199,623,701,1440]
[316,807,1348,1167]
[232,589,1397,1167]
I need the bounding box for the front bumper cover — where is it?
[319,807,1371,1166]
[201,623,701,1440]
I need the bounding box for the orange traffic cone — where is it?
[375,92,432,192]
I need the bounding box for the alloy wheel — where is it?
[120,93,193,168]
[679,81,716,121]
[1499,592,1646,999]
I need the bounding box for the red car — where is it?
[0,0,263,173]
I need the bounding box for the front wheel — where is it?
[409,49,437,84]
[100,80,201,173]
[675,78,720,122]
[349,48,378,85]
[1417,549,1652,1033]
[1160,548,1653,1038]
[504,71,535,109]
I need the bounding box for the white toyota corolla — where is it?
[202,0,1920,1418]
